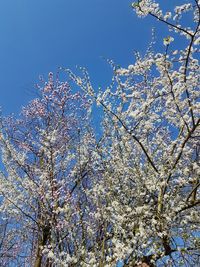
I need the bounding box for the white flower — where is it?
[48,250,54,258]
[194,36,200,45]
[164,12,172,20]
[163,36,174,46]
[76,77,82,85]
[116,68,129,75]
[172,50,178,55]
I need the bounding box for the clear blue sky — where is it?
[0,0,178,115]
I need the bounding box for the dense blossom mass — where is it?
[0,0,200,266]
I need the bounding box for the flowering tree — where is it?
[0,73,102,266]
[66,1,200,266]
[0,1,200,267]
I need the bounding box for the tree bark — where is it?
[34,226,50,267]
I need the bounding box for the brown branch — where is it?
[172,118,200,171]
[149,12,193,37]
[186,181,200,202]
[177,199,200,213]
[0,192,38,226]
[98,99,159,173]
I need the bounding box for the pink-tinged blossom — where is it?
[0,1,199,266]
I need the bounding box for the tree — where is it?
[66,0,200,266]
[0,0,200,266]
[0,73,100,266]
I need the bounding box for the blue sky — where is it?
[0,1,196,266]
[0,0,181,115]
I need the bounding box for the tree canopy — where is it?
[0,1,200,266]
